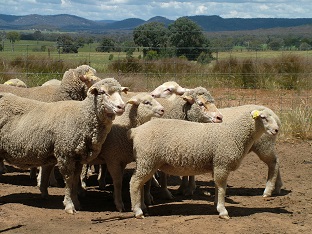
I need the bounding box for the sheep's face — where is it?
[150,81,189,98]
[183,88,223,123]
[79,67,101,88]
[89,78,127,118]
[127,93,165,120]
[251,109,279,135]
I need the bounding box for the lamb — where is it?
[4,78,27,88]
[128,106,280,219]
[0,78,127,214]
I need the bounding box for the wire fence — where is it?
[0,43,311,115]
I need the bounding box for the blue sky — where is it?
[1,0,311,21]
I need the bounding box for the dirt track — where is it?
[1,140,312,234]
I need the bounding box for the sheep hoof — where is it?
[65,207,77,214]
[135,213,145,219]
[219,215,230,220]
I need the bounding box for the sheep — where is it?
[147,84,223,201]
[4,78,27,88]
[84,86,223,212]
[0,65,101,180]
[150,81,190,98]
[81,93,165,211]
[0,78,127,214]
[41,79,61,86]
[128,106,280,219]
[177,105,283,198]
[0,64,100,102]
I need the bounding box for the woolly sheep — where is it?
[178,105,283,197]
[0,78,127,214]
[146,84,223,202]
[41,79,61,86]
[89,86,222,212]
[128,106,280,219]
[4,78,27,88]
[0,64,100,102]
[0,65,101,179]
[150,81,190,98]
[81,93,165,211]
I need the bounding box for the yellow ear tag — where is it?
[252,110,260,119]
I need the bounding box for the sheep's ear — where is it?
[121,87,129,94]
[183,95,195,104]
[127,97,140,105]
[251,110,261,119]
[89,86,99,95]
[177,87,192,95]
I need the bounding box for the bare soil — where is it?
[1,140,311,234]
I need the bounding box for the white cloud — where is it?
[0,0,311,20]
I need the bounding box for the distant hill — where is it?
[1,14,312,32]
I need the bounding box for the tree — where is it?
[6,31,20,51]
[56,35,78,53]
[33,30,44,42]
[168,17,212,61]
[96,37,116,52]
[133,22,169,57]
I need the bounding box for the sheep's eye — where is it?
[143,101,151,105]
[197,101,204,106]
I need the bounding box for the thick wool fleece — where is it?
[0,65,100,102]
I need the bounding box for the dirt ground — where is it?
[0,140,311,234]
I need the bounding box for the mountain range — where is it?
[1,14,312,32]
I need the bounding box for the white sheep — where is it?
[88,86,223,212]
[150,81,190,98]
[0,65,101,180]
[146,83,223,202]
[177,105,283,197]
[41,79,61,86]
[0,64,100,102]
[81,93,165,211]
[128,106,280,219]
[4,78,27,88]
[0,78,127,214]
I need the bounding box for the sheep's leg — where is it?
[48,166,58,187]
[72,163,82,210]
[107,163,126,212]
[38,164,54,198]
[177,176,189,194]
[0,160,7,174]
[80,164,88,191]
[30,167,37,179]
[214,169,229,220]
[186,176,196,196]
[144,179,154,205]
[178,176,196,196]
[60,161,81,214]
[251,139,283,197]
[130,169,156,219]
[97,164,108,190]
[158,171,174,200]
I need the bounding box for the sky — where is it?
[1,0,312,21]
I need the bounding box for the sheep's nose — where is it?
[116,103,126,114]
[215,113,223,123]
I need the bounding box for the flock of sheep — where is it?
[0,65,282,220]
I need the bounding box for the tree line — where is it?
[1,16,312,61]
